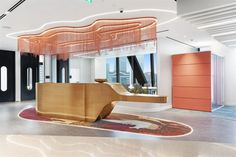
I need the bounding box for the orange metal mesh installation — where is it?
[18,17,157,60]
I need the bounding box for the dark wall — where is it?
[21,53,39,100]
[0,50,15,102]
[57,59,69,83]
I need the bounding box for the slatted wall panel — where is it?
[172,52,212,112]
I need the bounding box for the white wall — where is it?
[89,58,107,82]
[94,58,107,79]
[210,40,228,57]
[70,57,93,83]
[69,57,80,83]
[44,55,52,82]
[157,37,197,104]
[224,48,236,106]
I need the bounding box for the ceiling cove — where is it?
[7,8,178,39]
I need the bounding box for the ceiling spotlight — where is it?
[120,8,124,13]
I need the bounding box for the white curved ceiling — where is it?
[0,0,213,51]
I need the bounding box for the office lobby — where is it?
[1,0,236,156]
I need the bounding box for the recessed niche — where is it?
[1,66,7,92]
[27,67,33,90]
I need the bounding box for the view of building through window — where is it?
[119,57,132,87]
[106,58,116,83]
[106,53,157,93]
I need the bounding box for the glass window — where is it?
[106,58,116,83]
[137,53,157,87]
[27,67,33,90]
[1,66,7,92]
[119,57,132,88]
[106,53,157,94]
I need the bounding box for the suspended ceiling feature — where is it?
[0,0,213,51]
[178,1,236,47]
[18,17,157,60]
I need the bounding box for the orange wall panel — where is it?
[173,64,211,76]
[172,51,211,65]
[173,76,211,87]
[173,87,211,99]
[172,52,212,112]
[173,97,211,112]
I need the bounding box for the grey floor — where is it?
[1,101,236,143]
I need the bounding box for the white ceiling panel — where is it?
[178,0,236,47]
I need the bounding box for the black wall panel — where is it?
[21,53,39,100]
[57,59,69,83]
[0,50,15,102]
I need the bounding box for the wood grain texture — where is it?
[36,83,167,122]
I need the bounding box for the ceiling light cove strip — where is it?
[212,30,236,37]
[222,39,236,43]
[198,19,236,29]
[228,44,236,47]
[6,8,177,39]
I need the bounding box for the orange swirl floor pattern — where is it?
[19,107,193,137]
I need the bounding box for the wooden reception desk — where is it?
[36,83,167,122]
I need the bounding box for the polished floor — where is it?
[1,135,236,157]
[1,101,236,142]
[0,101,236,156]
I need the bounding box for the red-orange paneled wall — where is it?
[172,52,212,112]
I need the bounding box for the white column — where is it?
[51,55,57,83]
[44,55,52,82]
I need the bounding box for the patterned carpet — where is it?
[19,108,193,137]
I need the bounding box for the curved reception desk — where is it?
[36,83,167,122]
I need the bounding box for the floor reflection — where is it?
[1,135,236,157]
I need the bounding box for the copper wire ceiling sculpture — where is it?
[18,17,157,60]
